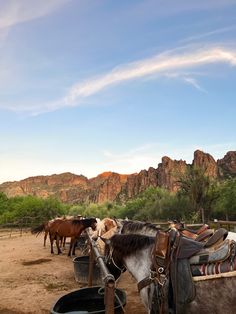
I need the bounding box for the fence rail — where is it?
[0,227,30,239]
[210,220,236,232]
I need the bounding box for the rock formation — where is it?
[217,151,236,178]
[0,150,235,203]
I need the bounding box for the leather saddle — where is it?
[152,226,234,314]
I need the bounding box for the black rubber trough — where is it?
[73,255,102,285]
[50,286,126,314]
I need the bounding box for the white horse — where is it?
[227,231,236,241]
[104,233,236,314]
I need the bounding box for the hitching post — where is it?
[88,242,94,287]
[85,230,115,314]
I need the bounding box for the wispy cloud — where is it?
[3,45,236,114]
[65,46,236,101]
[0,0,69,30]
[180,26,236,44]
[163,71,207,93]
[183,77,207,93]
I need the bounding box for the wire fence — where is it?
[0,216,43,239]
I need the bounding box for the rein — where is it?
[108,248,126,274]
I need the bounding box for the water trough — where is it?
[73,255,102,285]
[50,286,126,314]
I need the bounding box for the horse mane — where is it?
[70,217,96,226]
[108,233,155,258]
[121,220,159,235]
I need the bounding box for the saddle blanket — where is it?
[191,255,236,276]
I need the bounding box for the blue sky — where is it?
[0,0,236,183]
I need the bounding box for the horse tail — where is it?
[31,223,45,236]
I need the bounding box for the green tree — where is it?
[177,166,213,223]
[213,178,236,220]
[0,192,9,215]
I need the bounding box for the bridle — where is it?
[105,246,126,277]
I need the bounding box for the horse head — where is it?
[103,236,126,280]
[90,217,97,231]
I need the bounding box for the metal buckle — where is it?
[149,270,157,280]
[158,267,164,274]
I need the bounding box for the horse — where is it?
[31,217,68,248]
[91,217,119,239]
[104,232,236,314]
[104,233,156,311]
[96,226,119,255]
[49,217,97,257]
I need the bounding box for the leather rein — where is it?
[106,247,126,275]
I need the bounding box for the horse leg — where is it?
[49,233,54,254]
[59,236,63,248]
[56,235,62,255]
[44,230,48,247]
[63,237,66,248]
[68,237,75,257]
[72,237,77,256]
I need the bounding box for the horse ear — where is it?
[115,219,122,228]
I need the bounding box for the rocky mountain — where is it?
[0,150,235,204]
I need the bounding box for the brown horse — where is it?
[49,218,97,256]
[31,218,66,247]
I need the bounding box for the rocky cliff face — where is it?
[157,156,187,192]
[193,150,218,178]
[217,151,236,178]
[0,150,235,203]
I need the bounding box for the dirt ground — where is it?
[0,231,147,314]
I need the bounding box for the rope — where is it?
[97,287,126,313]
[115,292,126,313]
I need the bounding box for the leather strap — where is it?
[137,276,153,292]
[137,269,158,292]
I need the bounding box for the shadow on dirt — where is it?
[22,258,52,266]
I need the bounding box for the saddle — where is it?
[173,222,219,243]
[151,227,234,314]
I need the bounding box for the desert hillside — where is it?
[0,150,235,204]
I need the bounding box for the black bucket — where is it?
[73,256,102,285]
[50,286,126,314]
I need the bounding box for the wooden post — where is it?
[105,280,115,314]
[85,230,116,314]
[200,207,205,224]
[88,243,94,287]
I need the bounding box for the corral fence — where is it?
[1,216,235,240]
[210,220,236,232]
[0,216,44,239]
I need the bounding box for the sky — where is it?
[0,0,236,183]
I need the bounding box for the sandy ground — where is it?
[0,231,147,314]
